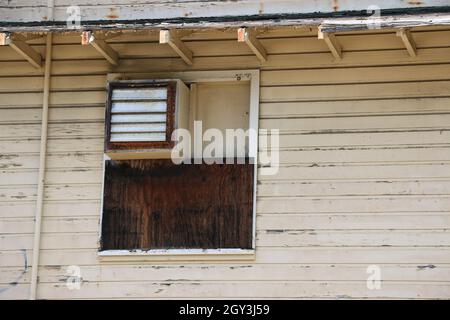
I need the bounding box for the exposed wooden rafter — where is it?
[396,28,417,57]
[159,29,193,65]
[0,32,42,68]
[81,31,119,65]
[237,27,267,63]
[318,28,342,60]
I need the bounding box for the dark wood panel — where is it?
[101,159,254,250]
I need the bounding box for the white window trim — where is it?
[99,70,260,262]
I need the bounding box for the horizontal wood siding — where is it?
[1,1,447,24]
[0,0,448,26]
[1,27,450,299]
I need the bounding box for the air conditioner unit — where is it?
[104,79,189,160]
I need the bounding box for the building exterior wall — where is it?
[1,0,450,24]
[1,27,450,299]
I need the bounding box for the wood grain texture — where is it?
[101,159,254,250]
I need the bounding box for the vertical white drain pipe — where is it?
[30,32,53,300]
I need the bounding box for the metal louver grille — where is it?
[110,87,168,142]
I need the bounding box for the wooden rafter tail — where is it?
[318,28,342,60]
[0,32,8,45]
[396,28,417,57]
[159,29,193,65]
[237,27,267,63]
[0,32,42,68]
[81,31,119,66]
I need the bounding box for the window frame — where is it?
[99,70,260,262]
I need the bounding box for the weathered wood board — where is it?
[101,159,254,250]
[1,0,450,32]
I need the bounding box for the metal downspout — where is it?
[30,0,54,299]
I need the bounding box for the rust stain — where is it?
[81,31,90,45]
[408,1,423,5]
[332,0,339,12]
[106,8,119,20]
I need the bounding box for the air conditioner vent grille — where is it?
[109,87,169,142]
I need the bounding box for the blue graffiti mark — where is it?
[0,249,28,294]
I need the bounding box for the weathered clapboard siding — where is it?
[3,281,450,299]
[3,213,450,235]
[1,26,450,299]
[3,264,450,283]
[1,0,449,26]
[3,247,450,267]
[4,229,450,251]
